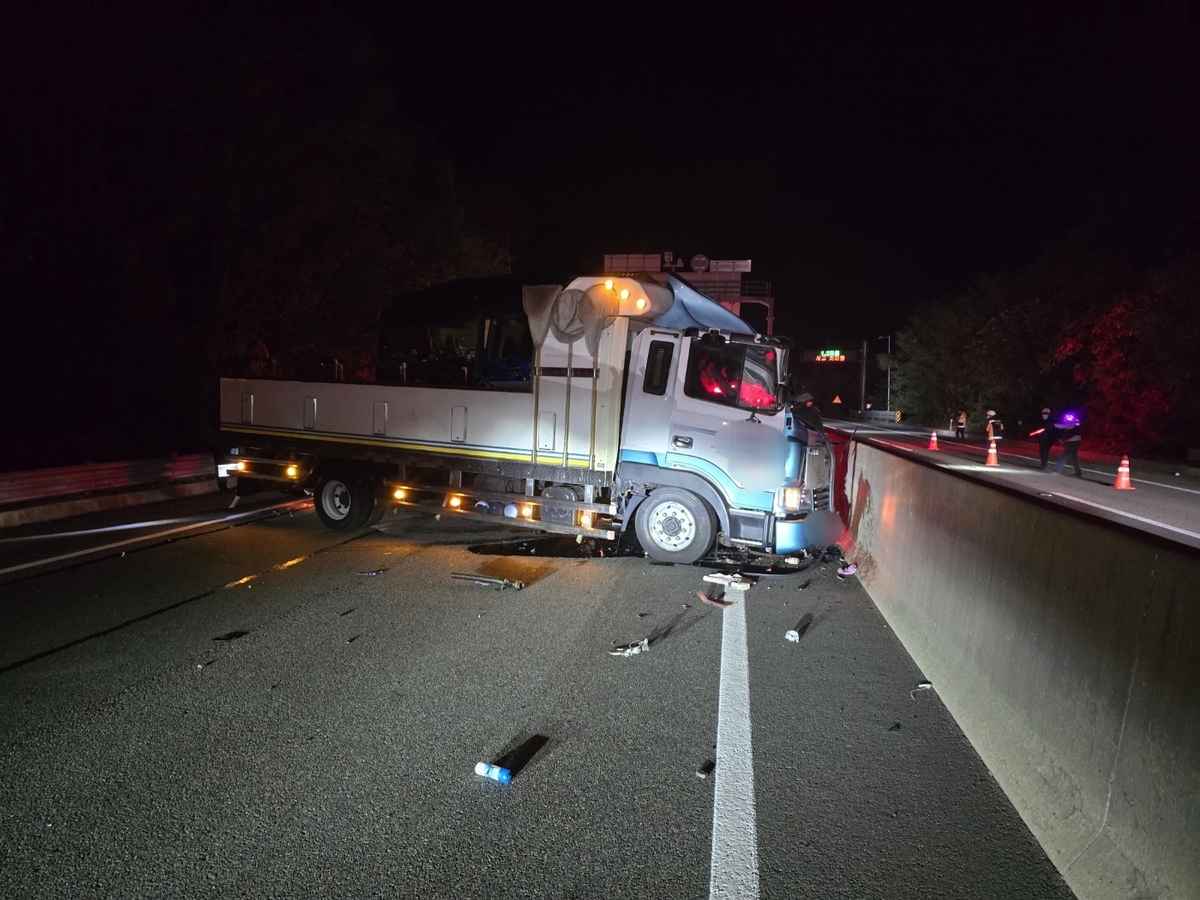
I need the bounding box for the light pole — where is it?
[879,335,892,412]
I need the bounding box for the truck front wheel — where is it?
[313,468,376,531]
[633,488,715,565]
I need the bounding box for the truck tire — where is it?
[313,468,375,531]
[363,478,388,526]
[633,487,715,565]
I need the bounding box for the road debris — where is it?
[475,762,512,784]
[609,637,650,657]
[212,630,249,642]
[910,680,933,699]
[888,721,902,732]
[836,562,858,579]
[696,759,716,779]
[785,613,814,643]
[358,568,388,576]
[697,589,733,609]
[797,578,812,591]
[451,573,525,590]
[703,572,756,590]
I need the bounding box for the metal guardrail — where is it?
[849,409,904,423]
[0,454,217,506]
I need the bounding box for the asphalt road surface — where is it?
[0,495,1074,899]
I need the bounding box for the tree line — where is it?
[885,188,1200,459]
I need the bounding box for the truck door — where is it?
[619,330,684,464]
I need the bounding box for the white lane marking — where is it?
[0,500,311,576]
[709,597,760,900]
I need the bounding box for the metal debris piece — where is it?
[609,638,649,657]
[450,573,525,590]
[697,589,733,609]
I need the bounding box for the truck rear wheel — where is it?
[633,488,715,565]
[313,468,375,531]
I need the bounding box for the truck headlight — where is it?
[778,486,811,513]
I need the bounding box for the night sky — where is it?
[2,2,1198,468]
[368,2,1200,341]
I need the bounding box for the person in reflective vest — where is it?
[985,410,1004,442]
[953,409,967,440]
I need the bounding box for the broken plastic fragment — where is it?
[609,638,650,657]
[785,629,800,642]
[696,759,716,779]
[703,572,755,591]
[797,578,812,591]
[837,563,858,577]
[784,557,800,566]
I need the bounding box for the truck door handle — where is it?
[672,435,693,448]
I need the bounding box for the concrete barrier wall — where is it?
[841,439,1199,900]
[0,455,220,528]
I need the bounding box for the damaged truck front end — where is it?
[616,320,840,564]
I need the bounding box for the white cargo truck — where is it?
[218,273,838,564]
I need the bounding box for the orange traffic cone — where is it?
[1113,455,1135,490]
[985,439,999,466]
[927,431,939,450]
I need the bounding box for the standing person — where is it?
[1054,412,1083,477]
[953,409,967,440]
[986,410,1004,442]
[1033,407,1058,470]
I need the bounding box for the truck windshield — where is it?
[684,338,782,412]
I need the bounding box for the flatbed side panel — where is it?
[220,379,611,470]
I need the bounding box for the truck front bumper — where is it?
[775,509,844,553]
